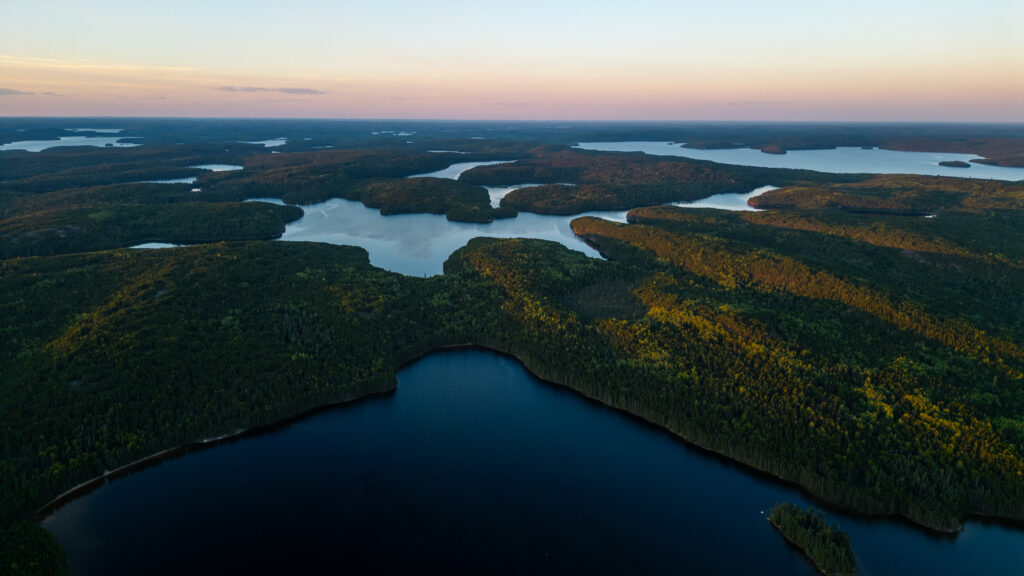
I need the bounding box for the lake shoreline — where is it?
[768,517,845,576]
[35,384,397,521]
[466,344,1020,536]
[38,343,1024,538]
[574,141,1024,181]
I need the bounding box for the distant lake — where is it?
[243,138,287,148]
[138,165,241,185]
[0,136,140,152]
[142,177,198,184]
[484,184,549,208]
[408,160,513,180]
[676,184,776,211]
[135,141,1014,278]
[372,130,415,136]
[240,155,778,275]
[575,142,1024,181]
[129,243,179,249]
[65,128,124,134]
[269,196,626,276]
[191,164,243,172]
[257,166,772,275]
[407,161,543,209]
[43,349,1024,575]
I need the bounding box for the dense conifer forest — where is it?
[1,119,1022,573]
[769,503,857,575]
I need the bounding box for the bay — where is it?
[43,349,1023,575]
[575,142,1024,181]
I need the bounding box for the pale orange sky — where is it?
[1,0,1022,120]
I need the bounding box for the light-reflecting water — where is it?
[0,136,141,152]
[43,349,1024,576]
[243,138,287,148]
[575,142,1024,181]
[408,160,514,180]
[129,243,180,249]
[675,185,777,211]
[141,177,197,184]
[191,164,243,171]
[272,196,625,276]
[244,171,774,276]
[65,128,124,134]
[485,184,541,208]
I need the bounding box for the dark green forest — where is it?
[1,120,1023,574]
[770,503,857,576]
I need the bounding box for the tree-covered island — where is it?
[769,502,857,576]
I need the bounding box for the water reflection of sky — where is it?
[191,164,243,172]
[274,197,627,277]
[576,142,1024,181]
[407,160,513,180]
[675,185,776,211]
[0,136,140,152]
[251,175,775,276]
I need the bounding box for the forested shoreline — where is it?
[769,503,858,576]
[2,121,1023,574]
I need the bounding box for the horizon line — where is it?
[2,115,1023,126]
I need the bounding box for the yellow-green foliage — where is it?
[5,134,1024,573]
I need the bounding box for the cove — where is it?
[574,142,1024,181]
[262,183,776,276]
[262,196,628,277]
[251,160,776,277]
[675,185,777,211]
[42,349,1023,575]
[408,160,513,180]
[192,164,243,172]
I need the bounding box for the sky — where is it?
[0,0,1022,121]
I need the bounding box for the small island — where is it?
[939,160,971,168]
[769,503,857,576]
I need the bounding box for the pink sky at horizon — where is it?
[1,1,1022,121]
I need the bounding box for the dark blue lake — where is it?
[43,349,1024,575]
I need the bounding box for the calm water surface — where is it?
[33,145,1024,574]
[675,185,776,211]
[192,164,243,172]
[243,138,287,148]
[483,184,550,208]
[142,177,198,184]
[261,178,777,276]
[249,159,777,276]
[254,141,1024,277]
[138,164,242,183]
[43,349,1023,575]
[407,160,513,180]
[65,128,124,134]
[271,197,626,276]
[129,243,180,249]
[575,141,1024,181]
[0,136,140,152]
